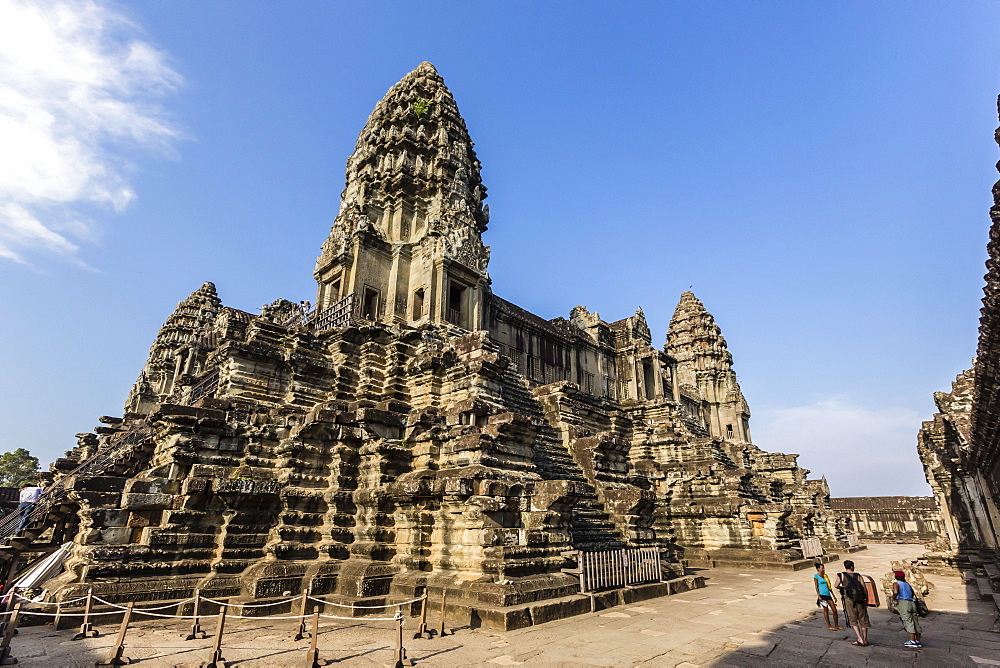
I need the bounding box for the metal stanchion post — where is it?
[72,588,98,640]
[184,589,206,640]
[390,610,415,668]
[0,602,23,665]
[53,600,63,630]
[96,601,133,667]
[199,608,226,668]
[436,589,448,637]
[413,594,430,639]
[293,593,310,641]
[304,608,324,667]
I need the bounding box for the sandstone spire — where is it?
[124,282,222,413]
[666,291,750,442]
[313,63,491,328]
[343,61,487,231]
[666,291,733,380]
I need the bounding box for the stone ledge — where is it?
[430,575,706,631]
[686,554,841,571]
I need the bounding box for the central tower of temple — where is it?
[314,62,490,330]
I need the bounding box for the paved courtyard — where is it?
[7,544,998,667]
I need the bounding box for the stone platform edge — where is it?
[444,574,706,631]
[684,553,844,571]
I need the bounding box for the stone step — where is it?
[975,576,995,599]
[497,366,628,550]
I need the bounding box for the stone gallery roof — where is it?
[830,496,937,510]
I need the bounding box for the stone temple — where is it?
[917,96,1000,589]
[41,63,851,628]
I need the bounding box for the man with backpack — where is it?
[835,560,871,646]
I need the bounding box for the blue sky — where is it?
[1,1,998,496]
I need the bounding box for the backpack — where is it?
[842,572,868,604]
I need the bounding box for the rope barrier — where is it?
[5,607,402,622]
[115,597,196,611]
[200,595,302,608]
[188,592,427,610]
[0,594,425,667]
[91,595,196,611]
[0,588,432,626]
[6,592,427,622]
[307,594,427,608]
[19,609,123,618]
[12,594,89,607]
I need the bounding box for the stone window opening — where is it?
[458,410,488,427]
[510,350,526,375]
[362,287,380,320]
[448,281,466,327]
[726,424,734,439]
[320,274,342,309]
[642,359,655,400]
[412,288,425,320]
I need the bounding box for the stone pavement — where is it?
[8,543,998,667]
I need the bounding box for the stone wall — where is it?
[829,496,942,544]
[917,96,1000,573]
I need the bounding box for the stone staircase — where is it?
[496,363,626,551]
[0,426,153,575]
[960,553,1000,614]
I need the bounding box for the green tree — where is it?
[0,449,39,487]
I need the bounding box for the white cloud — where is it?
[751,398,932,498]
[0,0,181,265]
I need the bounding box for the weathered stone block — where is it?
[89,509,129,528]
[70,476,127,492]
[96,527,133,543]
[121,493,173,510]
[182,477,210,494]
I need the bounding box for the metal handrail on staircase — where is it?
[0,427,153,541]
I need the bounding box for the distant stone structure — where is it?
[830,497,942,544]
[44,63,850,628]
[917,97,1000,588]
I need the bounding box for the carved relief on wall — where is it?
[432,219,490,273]
[315,199,386,271]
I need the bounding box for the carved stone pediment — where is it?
[438,221,489,273]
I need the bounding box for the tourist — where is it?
[15,482,43,534]
[893,570,923,648]
[813,562,842,630]
[835,560,871,646]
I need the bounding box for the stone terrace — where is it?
[8,544,998,666]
